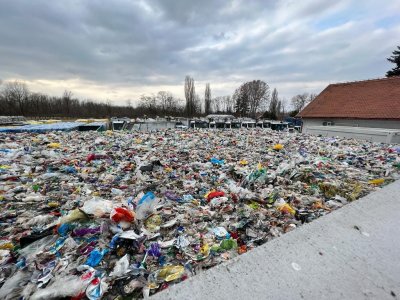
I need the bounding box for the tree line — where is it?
[0,78,315,119]
[1,45,398,119]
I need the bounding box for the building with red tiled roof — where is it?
[298,77,400,130]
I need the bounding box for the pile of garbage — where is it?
[0,129,399,299]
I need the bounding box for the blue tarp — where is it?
[0,122,84,133]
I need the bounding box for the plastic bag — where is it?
[206,190,225,201]
[135,192,160,220]
[110,207,135,223]
[85,248,109,267]
[156,265,184,282]
[81,198,114,217]
[60,209,88,223]
[110,254,130,277]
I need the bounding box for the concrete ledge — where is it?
[152,180,400,300]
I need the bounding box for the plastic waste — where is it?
[275,199,296,215]
[210,157,224,165]
[47,142,61,149]
[110,207,135,223]
[220,238,238,250]
[86,277,108,300]
[135,192,160,220]
[85,248,109,267]
[110,254,130,277]
[60,209,88,223]
[368,178,385,185]
[273,144,284,150]
[156,265,185,282]
[145,214,162,231]
[206,190,225,201]
[0,128,398,298]
[81,198,114,217]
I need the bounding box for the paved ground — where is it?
[152,180,400,300]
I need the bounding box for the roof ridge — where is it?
[330,76,400,87]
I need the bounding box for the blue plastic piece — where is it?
[210,157,224,165]
[85,248,109,267]
[58,223,70,236]
[138,191,155,206]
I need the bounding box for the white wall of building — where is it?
[302,118,400,130]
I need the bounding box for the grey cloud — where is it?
[0,0,398,102]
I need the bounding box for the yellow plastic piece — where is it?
[368,178,385,185]
[157,265,184,282]
[60,209,88,223]
[0,242,14,250]
[200,243,210,256]
[145,214,162,231]
[277,203,296,215]
[48,143,61,149]
[273,144,284,150]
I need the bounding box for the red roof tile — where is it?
[298,77,400,119]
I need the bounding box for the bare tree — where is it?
[105,99,112,117]
[62,90,73,116]
[276,100,282,120]
[204,83,211,115]
[165,94,179,113]
[233,86,248,117]
[225,95,234,113]
[291,93,309,112]
[234,80,270,117]
[214,95,233,113]
[157,91,174,115]
[195,94,202,114]
[248,80,270,117]
[139,94,157,114]
[308,93,317,103]
[267,88,279,120]
[1,81,30,115]
[184,76,196,117]
[280,98,287,117]
[291,93,317,112]
[0,80,188,119]
[212,97,221,113]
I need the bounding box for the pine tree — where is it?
[386,46,400,77]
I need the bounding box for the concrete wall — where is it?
[302,118,400,130]
[304,126,400,143]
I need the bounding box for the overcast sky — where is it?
[0,0,399,105]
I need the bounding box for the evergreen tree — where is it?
[386,46,400,77]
